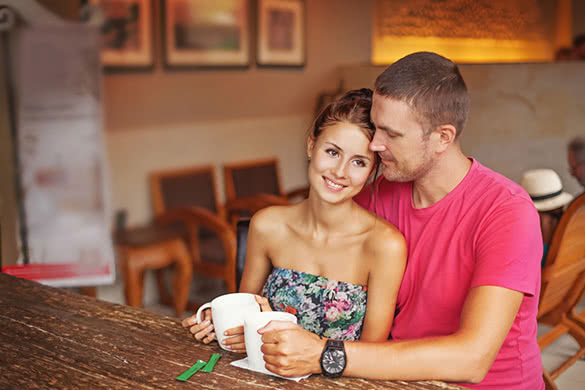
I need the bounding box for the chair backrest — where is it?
[150,165,221,216]
[224,158,283,201]
[235,219,250,291]
[539,193,585,318]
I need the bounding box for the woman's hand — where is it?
[255,295,272,312]
[182,308,216,344]
[222,295,273,353]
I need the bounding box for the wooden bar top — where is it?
[0,273,465,389]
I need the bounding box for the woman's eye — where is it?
[326,149,339,157]
[353,159,367,167]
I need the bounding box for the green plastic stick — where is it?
[201,353,222,372]
[176,360,206,382]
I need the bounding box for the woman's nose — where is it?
[332,161,347,179]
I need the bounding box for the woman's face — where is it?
[307,121,375,204]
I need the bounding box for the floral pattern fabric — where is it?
[262,267,367,341]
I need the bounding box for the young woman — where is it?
[183,89,406,352]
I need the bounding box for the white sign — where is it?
[9,24,115,287]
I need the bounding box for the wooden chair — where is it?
[115,222,192,317]
[537,193,585,390]
[224,157,309,201]
[113,209,192,317]
[225,193,288,229]
[223,158,309,226]
[235,219,250,291]
[150,165,237,295]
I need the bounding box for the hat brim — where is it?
[533,192,574,212]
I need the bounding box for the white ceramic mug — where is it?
[195,293,261,350]
[244,311,298,372]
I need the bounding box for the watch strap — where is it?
[326,339,344,350]
[320,339,346,378]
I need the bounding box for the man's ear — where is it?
[433,124,457,152]
[307,135,316,159]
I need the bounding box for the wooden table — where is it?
[0,273,464,389]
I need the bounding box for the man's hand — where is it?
[182,309,215,344]
[258,320,325,377]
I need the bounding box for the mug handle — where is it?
[195,302,212,324]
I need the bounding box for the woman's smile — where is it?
[323,176,347,192]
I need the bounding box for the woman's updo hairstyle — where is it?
[310,88,375,141]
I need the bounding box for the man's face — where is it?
[369,93,436,182]
[568,150,585,188]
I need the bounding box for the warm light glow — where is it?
[371,0,561,64]
[372,36,555,64]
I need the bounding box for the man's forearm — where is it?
[341,335,488,384]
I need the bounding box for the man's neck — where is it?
[412,148,472,209]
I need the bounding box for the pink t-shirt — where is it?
[354,158,544,390]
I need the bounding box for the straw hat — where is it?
[520,169,574,212]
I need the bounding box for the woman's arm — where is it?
[222,208,279,352]
[238,209,275,295]
[359,225,406,342]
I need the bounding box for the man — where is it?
[568,136,585,191]
[258,52,544,389]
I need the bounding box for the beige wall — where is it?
[106,115,312,225]
[105,0,373,226]
[342,62,585,196]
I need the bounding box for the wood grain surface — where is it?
[0,273,465,389]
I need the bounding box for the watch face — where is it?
[323,349,346,374]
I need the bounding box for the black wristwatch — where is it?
[320,339,347,378]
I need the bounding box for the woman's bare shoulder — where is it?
[360,209,406,262]
[249,203,298,235]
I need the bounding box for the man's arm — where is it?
[260,285,523,383]
[343,285,522,383]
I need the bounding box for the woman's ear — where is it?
[307,135,316,160]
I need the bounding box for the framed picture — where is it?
[256,0,305,67]
[162,0,250,68]
[90,0,154,69]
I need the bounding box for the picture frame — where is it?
[162,0,250,68]
[90,0,154,69]
[256,0,305,67]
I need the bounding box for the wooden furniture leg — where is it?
[155,268,173,306]
[543,370,558,390]
[123,249,146,309]
[120,238,192,317]
[79,286,97,298]
[170,239,192,317]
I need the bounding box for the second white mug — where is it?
[244,311,298,372]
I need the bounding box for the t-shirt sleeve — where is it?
[353,181,376,212]
[471,196,542,296]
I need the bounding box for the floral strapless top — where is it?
[262,267,367,341]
